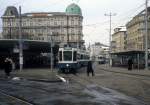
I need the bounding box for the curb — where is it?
[99,67,150,78]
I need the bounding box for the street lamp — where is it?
[50,34,54,72]
[145,0,149,70]
[19,6,23,71]
[104,12,116,66]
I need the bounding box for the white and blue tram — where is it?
[57,46,90,73]
[78,50,90,67]
[96,55,106,64]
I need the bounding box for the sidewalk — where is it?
[97,64,150,77]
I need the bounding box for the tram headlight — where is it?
[66,64,69,67]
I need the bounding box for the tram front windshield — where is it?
[63,51,72,61]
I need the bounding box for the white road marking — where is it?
[56,75,69,83]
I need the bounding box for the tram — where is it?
[57,46,90,73]
[96,55,106,64]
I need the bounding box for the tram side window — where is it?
[77,53,80,60]
[73,51,77,61]
[59,51,62,61]
[85,55,88,59]
[81,54,83,60]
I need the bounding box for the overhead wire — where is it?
[83,2,145,28]
[0,1,146,36]
[113,3,145,26]
[84,20,109,27]
[83,2,146,45]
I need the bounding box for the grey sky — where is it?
[0,0,146,46]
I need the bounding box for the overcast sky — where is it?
[0,0,146,46]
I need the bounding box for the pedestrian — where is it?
[87,60,94,76]
[128,58,133,70]
[9,58,15,70]
[4,58,13,78]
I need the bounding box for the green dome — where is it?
[66,3,82,15]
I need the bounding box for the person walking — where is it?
[87,60,94,76]
[4,58,13,78]
[128,58,133,70]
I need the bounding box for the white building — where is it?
[0,32,2,39]
[90,42,109,60]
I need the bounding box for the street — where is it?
[0,63,149,105]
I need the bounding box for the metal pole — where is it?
[138,54,140,70]
[19,6,23,71]
[50,35,53,72]
[145,0,148,70]
[109,13,112,66]
[105,12,116,66]
[9,18,11,39]
[67,15,69,46]
[77,34,79,49]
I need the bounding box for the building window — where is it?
[10,10,13,15]
[61,21,64,25]
[71,20,74,25]
[71,28,74,34]
[54,21,57,25]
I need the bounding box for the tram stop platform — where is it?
[0,68,61,82]
[97,64,150,77]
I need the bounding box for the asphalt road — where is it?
[0,74,147,105]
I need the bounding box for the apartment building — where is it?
[1,3,84,48]
[112,26,127,53]
[126,7,150,51]
[0,32,2,39]
[90,42,109,59]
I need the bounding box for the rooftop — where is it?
[66,3,82,15]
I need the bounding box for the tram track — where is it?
[0,79,55,105]
[0,76,76,103]
[58,75,148,105]
[0,72,148,105]
[57,74,93,89]
[0,88,36,105]
[0,77,67,105]
[0,78,63,93]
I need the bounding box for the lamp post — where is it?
[145,0,149,70]
[19,6,23,71]
[50,34,53,72]
[67,15,69,46]
[105,12,116,66]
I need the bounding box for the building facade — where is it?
[112,26,127,53]
[0,32,2,39]
[126,7,150,51]
[111,8,150,68]
[1,3,84,48]
[90,42,109,59]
